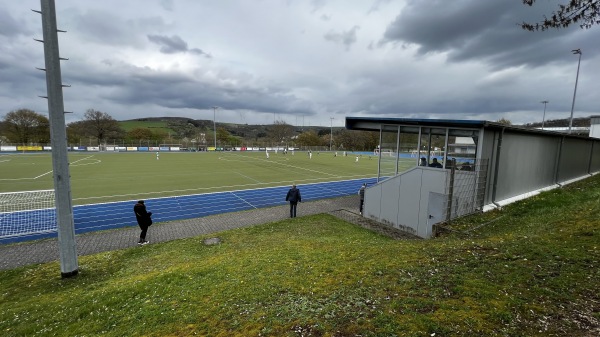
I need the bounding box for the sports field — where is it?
[0,151,416,205]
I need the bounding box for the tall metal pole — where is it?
[38,0,78,278]
[569,49,582,134]
[212,106,218,149]
[541,100,549,129]
[329,117,334,151]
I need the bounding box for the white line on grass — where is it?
[231,153,340,177]
[0,154,99,181]
[234,171,262,183]
[72,173,374,202]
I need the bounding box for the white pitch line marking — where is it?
[232,153,339,177]
[234,171,262,183]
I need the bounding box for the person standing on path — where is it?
[134,200,152,245]
[285,184,302,218]
[358,183,367,215]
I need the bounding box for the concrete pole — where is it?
[39,0,78,277]
[541,100,548,129]
[568,49,582,134]
[212,106,218,149]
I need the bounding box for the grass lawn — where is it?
[0,151,410,205]
[118,120,174,133]
[0,171,598,336]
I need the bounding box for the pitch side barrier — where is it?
[0,177,377,244]
[0,146,316,153]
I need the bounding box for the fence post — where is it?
[446,158,456,222]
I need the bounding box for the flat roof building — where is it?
[345,117,600,238]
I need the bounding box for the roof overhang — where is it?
[345,117,491,131]
[344,117,591,138]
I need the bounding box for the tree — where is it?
[127,127,154,143]
[66,120,88,145]
[170,120,197,139]
[296,130,324,147]
[268,120,295,146]
[82,109,124,145]
[216,127,231,145]
[496,118,513,126]
[521,0,600,31]
[1,109,50,144]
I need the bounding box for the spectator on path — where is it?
[358,183,367,215]
[134,200,152,245]
[429,158,443,168]
[285,184,302,218]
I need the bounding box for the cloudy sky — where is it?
[1,0,599,127]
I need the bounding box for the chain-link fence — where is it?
[442,158,489,222]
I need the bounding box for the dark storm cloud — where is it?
[147,34,211,57]
[63,57,315,117]
[380,0,600,69]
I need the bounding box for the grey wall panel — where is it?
[380,176,401,227]
[558,138,593,182]
[481,129,499,206]
[364,181,383,219]
[494,132,560,201]
[363,167,448,238]
[396,169,423,232]
[590,141,600,172]
[416,169,448,237]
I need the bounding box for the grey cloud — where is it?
[310,0,327,13]
[147,34,188,53]
[70,10,165,48]
[379,0,598,69]
[0,8,31,37]
[148,34,211,57]
[367,0,393,14]
[160,0,174,11]
[324,26,360,50]
[64,58,314,117]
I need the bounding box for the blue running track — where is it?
[0,177,377,244]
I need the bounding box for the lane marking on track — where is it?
[73,175,374,204]
[230,191,257,209]
[72,174,375,202]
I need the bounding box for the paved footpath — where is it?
[0,196,360,271]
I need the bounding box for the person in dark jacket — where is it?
[133,200,152,245]
[429,158,443,168]
[358,183,367,214]
[285,184,302,218]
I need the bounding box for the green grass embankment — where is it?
[1,175,598,336]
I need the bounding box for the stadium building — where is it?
[345,117,600,238]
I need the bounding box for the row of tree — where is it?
[0,108,380,150]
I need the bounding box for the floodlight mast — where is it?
[568,49,582,134]
[212,106,218,149]
[37,0,78,278]
[330,117,334,151]
[541,100,549,129]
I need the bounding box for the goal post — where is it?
[0,190,56,239]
